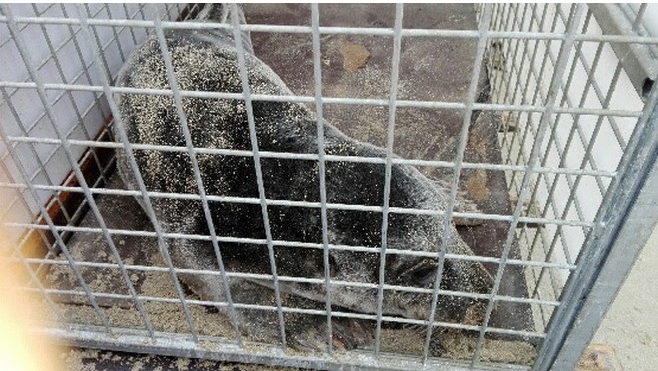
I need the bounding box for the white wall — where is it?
[489,4,647,287]
[0,4,184,243]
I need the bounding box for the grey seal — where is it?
[113,5,493,351]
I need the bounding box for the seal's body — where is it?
[114,5,492,351]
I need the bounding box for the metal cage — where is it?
[1,3,657,371]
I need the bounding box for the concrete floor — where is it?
[592,226,658,371]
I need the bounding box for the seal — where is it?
[113,4,493,351]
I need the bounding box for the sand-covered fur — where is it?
[114,5,493,351]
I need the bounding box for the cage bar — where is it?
[1,3,657,371]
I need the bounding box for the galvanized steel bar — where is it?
[374,3,404,356]
[0,79,647,119]
[74,3,200,341]
[471,4,586,367]
[421,3,493,363]
[493,3,523,106]
[310,3,335,355]
[500,3,549,137]
[1,196,595,228]
[150,6,244,346]
[533,45,658,371]
[0,136,621,179]
[44,325,533,371]
[1,3,157,338]
[230,3,288,349]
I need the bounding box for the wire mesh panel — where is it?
[485,1,655,336]
[1,3,657,371]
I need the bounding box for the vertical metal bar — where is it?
[471,4,585,367]
[421,4,493,363]
[0,87,74,225]
[507,4,562,165]
[531,41,621,300]
[104,5,126,64]
[60,5,111,120]
[74,4,200,341]
[0,85,111,341]
[496,3,529,114]
[1,3,157,338]
[150,7,243,346]
[30,4,108,185]
[534,74,658,371]
[229,3,288,349]
[631,4,648,49]
[121,3,138,45]
[82,4,113,81]
[373,3,403,357]
[524,11,594,267]
[499,4,550,167]
[498,2,531,109]
[492,4,521,103]
[310,3,334,355]
[500,4,546,132]
[504,3,553,294]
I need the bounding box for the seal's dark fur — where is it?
[114,5,493,350]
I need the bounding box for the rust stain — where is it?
[468,132,487,158]
[339,41,371,72]
[465,170,491,202]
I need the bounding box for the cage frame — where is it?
[0,3,657,371]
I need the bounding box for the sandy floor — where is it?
[54,228,658,371]
[592,226,658,371]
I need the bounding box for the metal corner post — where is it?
[533,88,658,370]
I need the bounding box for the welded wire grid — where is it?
[483,3,650,338]
[0,3,656,371]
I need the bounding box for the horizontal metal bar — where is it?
[0,80,645,118]
[18,243,575,270]
[589,4,657,99]
[1,136,618,178]
[3,192,594,227]
[3,201,594,235]
[27,287,547,339]
[1,15,658,44]
[17,257,563,307]
[4,221,577,270]
[24,279,561,309]
[40,325,534,371]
